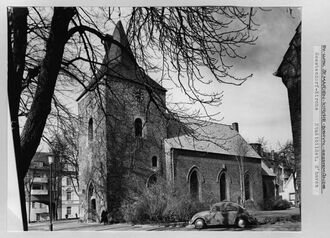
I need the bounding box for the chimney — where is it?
[231,122,239,132]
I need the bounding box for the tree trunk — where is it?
[8,7,29,231]
[20,7,76,177]
[28,184,31,223]
[8,7,76,230]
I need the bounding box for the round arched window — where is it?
[134,118,142,137]
[147,174,157,187]
[88,118,93,142]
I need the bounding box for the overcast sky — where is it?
[37,7,301,152]
[163,7,301,150]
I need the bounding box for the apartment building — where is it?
[25,152,79,222]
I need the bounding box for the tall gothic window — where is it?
[134,118,142,137]
[219,172,227,201]
[245,173,250,200]
[88,118,93,142]
[190,170,199,201]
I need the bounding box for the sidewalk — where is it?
[250,207,300,224]
[28,208,300,231]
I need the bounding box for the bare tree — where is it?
[50,126,80,195]
[233,138,251,205]
[24,170,36,223]
[8,6,261,229]
[278,141,297,204]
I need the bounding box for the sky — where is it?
[36,7,301,152]
[161,7,301,150]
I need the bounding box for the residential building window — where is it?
[67,191,72,200]
[36,162,43,168]
[289,193,295,201]
[152,156,157,167]
[88,118,93,142]
[35,173,41,178]
[32,184,42,190]
[40,203,43,208]
[67,207,71,215]
[32,202,35,208]
[67,177,72,186]
[134,118,143,137]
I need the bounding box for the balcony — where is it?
[33,177,48,183]
[31,189,48,195]
[31,206,49,213]
[62,199,80,205]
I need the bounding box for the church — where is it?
[77,21,268,221]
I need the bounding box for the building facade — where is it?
[77,21,266,221]
[25,152,79,222]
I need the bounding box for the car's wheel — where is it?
[236,218,246,228]
[194,218,205,229]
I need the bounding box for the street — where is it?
[28,219,300,231]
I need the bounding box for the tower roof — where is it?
[77,21,166,101]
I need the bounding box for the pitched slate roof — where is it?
[261,161,276,177]
[165,119,261,159]
[77,21,166,101]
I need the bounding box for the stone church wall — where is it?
[172,150,264,208]
[78,71,168,219]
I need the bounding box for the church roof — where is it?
[261,161,276,177]
[77,21,166,101]
[165,120,261,159]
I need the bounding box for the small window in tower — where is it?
[135,118,143,137]
[152,156,158,167]
[88,118,93,142]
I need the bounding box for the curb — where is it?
[163,222,188,228]
[256,214,301,225]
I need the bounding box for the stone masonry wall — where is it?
[78,85,108,221]
[104,68,167,213]
[173,150,264,208]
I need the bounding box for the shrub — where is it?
[263,198,292,211]
[119,178,211,223]
[272,198,291,210]
[244,199,261,211]
[162,195,207,222]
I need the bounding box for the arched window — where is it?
[190,170,199,201]
[245,173,250,200]
[134,118,142,137]
[88,183,96,211]
[147,174,157,187]
[219,172,227,201]
[88,118,93,142]
[152,156,158,168]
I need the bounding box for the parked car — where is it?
[189,201,257,229]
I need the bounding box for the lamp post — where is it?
[48,155,54,231]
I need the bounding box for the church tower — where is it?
[77,21,167,221]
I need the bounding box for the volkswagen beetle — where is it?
[189,201,257,229]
